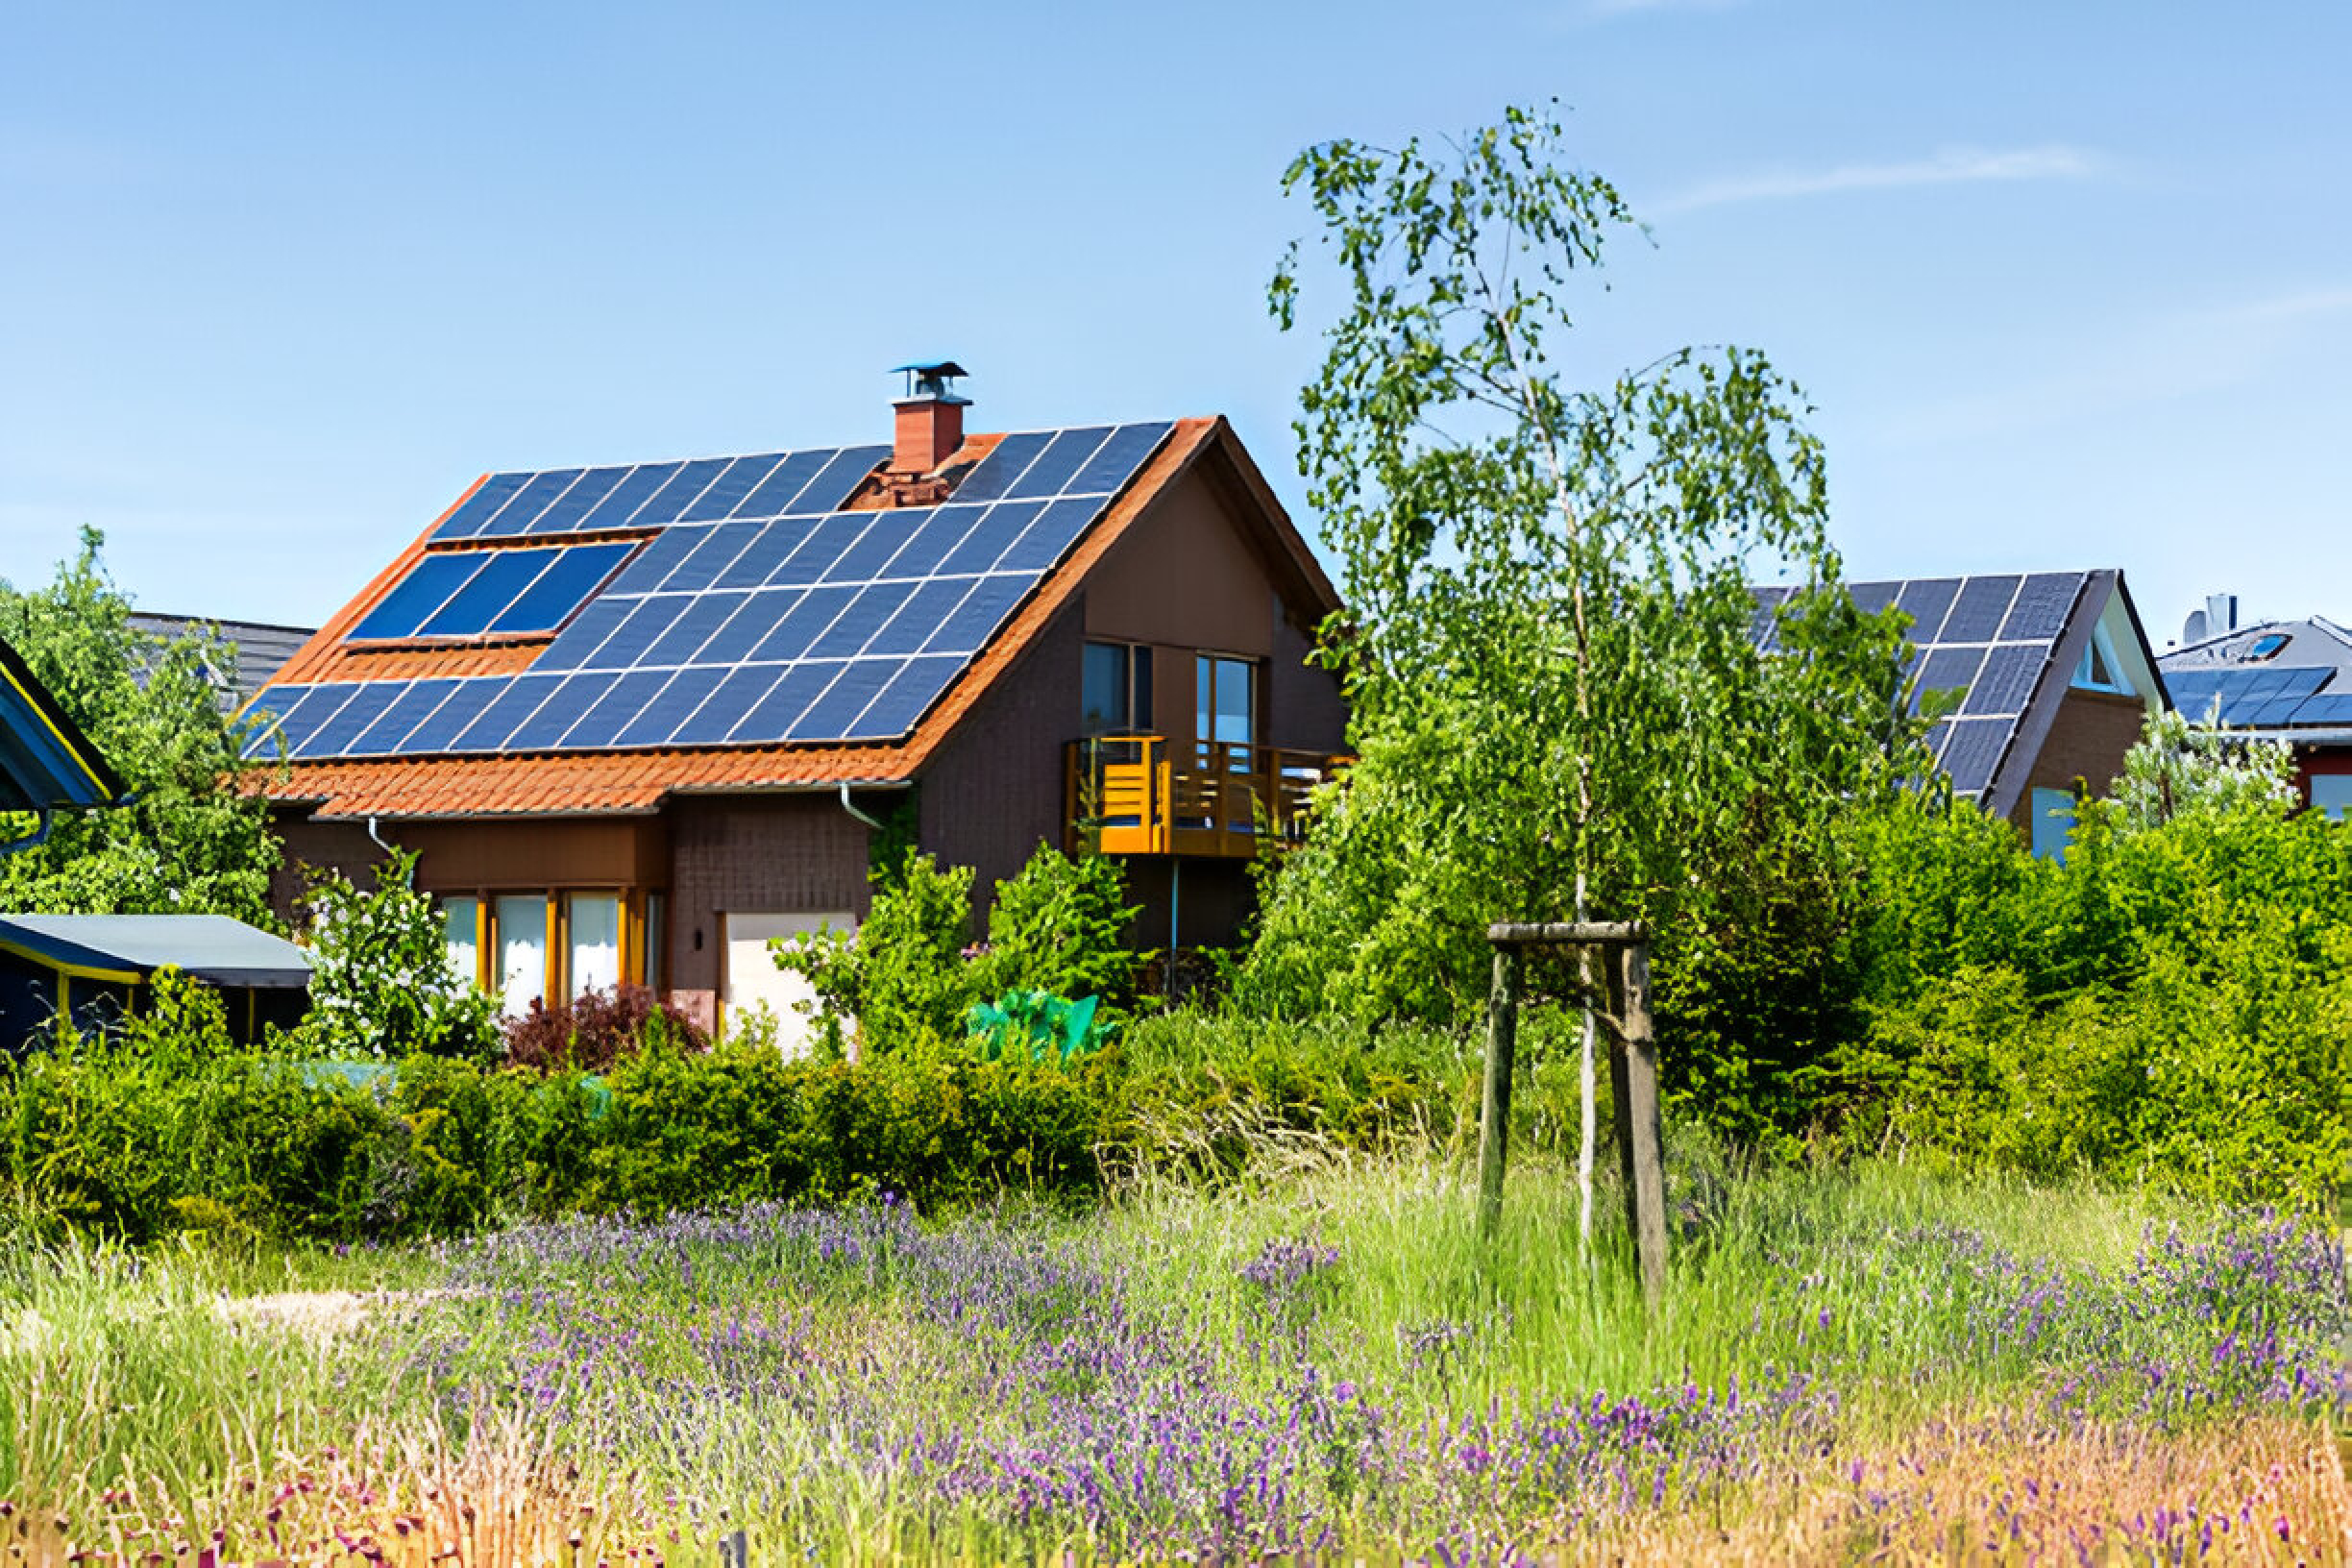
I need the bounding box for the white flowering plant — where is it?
[291,850,500,1061]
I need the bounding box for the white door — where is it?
[723,911,857,1057]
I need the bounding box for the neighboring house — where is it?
[1755,569,2167,857]
[0,914,311,1051]
[128,614,316,714]
[2,629,131,845]
[2158,598,2352,821]
[244,366,1349,1041]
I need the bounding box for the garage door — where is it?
[723,911,857,1058]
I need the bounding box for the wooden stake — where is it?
[1612,941,1670,1308]
[1478,943,1521,1238]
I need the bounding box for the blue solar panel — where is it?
[416,549,556,638]
[879,506,979,580]
[809,583,916,658]
[921,575,1031,656]
[1066,422,1173,495]
[1940,577,2021,643]
[865,577,981,657]
[402,678,505,752]
[451,674,567,751]
[749,585,858,662]
[532,596,633,673]
[734,662,843,742]
[948,431,1052,504]
[591,597,693,667]
[768,515,865,587]
[434,474,532,541]
[818,518,906,584]
[680,453,786,524]
[1893,578,1959,643]
[850,655,967,738]
[1940,719,2011,797]
[615,667,730,747]
[1848,581,1899,617]
[505,673,617,750]
[244,683,342,759]
[350,679,466,755]
[474,469,584,539]
[488,542,635,636]
[629,457,730,528]
[2292,693,2352,724]
[527,467,631,534]
[1912,646,1986,711]
[735,451,833,518]
[995,497,1100,575]
[557,669,674,749]
[298,683,408,759]
[640,591,749,666]
[937,501,1044,576]
[713,520,808,590]
[351,554,485,641]
[671,664,785,747]
[793,446,891,515]
[659,521,765,593]
[696,588,801,665]
[1962,645,2045,717]
[791,661,896,740]
[1999,574,2084,642]
[1007,427,1113,501]
[575,462,683,532]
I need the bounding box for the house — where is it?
[2,629,131,847]
[2158,596,2352,820]
[128,614,316,714]
[244,366,1349,1041]
[0,914,311,1051]
[1754,569,2167,856]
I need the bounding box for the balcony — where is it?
[1064,737,1344,859]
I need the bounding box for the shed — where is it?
[0,914,312,1051]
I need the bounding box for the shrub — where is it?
[502,983,710,1072]
[969,844,1144,1009]
[292,850,500,1061]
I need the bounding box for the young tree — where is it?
[1250,105,1919,1222]
[0,527,282,922]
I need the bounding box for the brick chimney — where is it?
[890,359,970,475]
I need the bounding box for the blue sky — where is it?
[4,2,2344,648]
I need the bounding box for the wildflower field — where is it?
[2,1157,2345,1566]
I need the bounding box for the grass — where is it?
[1,1150,2344,1563]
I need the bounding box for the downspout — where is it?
[838,781,886,833]
[366,816,409,884]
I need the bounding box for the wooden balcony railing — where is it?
[1064,737,1344,859]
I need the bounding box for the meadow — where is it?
[3,1151,2345,1565]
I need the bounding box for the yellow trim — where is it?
[0,660,111,796]
[0,935,144,986]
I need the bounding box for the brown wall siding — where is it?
[1084,467,1277,658]
[2007,687,2149,827]
[918,600,1084,910]
[662,793,874,1025]
[268,814,386,919]
[1269,610,1349,755]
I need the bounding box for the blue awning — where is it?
[0,634,129,815]
[0,915,312,988]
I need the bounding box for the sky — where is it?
[4,2,2345,648]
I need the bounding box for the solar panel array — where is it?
[2163,664,2352,728]
[1753,572,2092,799]
[251,423,1175,761]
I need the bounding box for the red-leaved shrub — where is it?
[502,984,709,1072]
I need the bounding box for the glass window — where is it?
[494,895,547,1017]
[568,894,621,998]
[1082,642,1131,733]
[2030,787,2075,862]
[2072,625,2133,696]
[1197,655,1256,763]
[441,895,479,988]
[643,893,666,989]
[2312,774,2352,822]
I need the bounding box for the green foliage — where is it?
[773,844,1143,1053]
[289,850,500,1062]
[968,990,1115,1066]
[0,527,280,921]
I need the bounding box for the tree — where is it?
[292,849,501,1060]
[1247,106,1921,1210]
[0,527,282,922]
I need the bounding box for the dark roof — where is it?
[1755,569,2156,815]
[0,633,130,815]
[127,614,315,713]
[0,914,312,988]
[2158,617,2352,736]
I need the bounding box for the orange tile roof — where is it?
[257,418,1269,821]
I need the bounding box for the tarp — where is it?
[0,914,312,988]
[0,635,129,815]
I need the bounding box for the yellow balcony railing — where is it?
[1064,737,1344,859]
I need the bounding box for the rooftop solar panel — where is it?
[1940,719,2011,797]
[1893,578,1959,643]
[282,422,1175,760]
[1940,576,2021,644]
[1999,573,2085,642]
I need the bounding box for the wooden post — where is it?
[1612,940,1670,1308]
[1478,943,1521,1238]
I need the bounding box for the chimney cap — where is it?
[890,360,970,403]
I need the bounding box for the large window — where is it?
[567,894,622,997]
[441,895,479,988]
[1083,642,1152,735]
[2030,787,2076,862]
[1196,654,1256,765]
[2312,774,2352,822]
[493,895,548,1017]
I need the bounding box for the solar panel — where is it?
[1848,581,1899,617]
[278,422,1175,760]
[1940,576,2021,643]
[1940,719,2011,797]
[1999,573,2085,642]
[1962,645,2046,717]
[1893,578,1959,643]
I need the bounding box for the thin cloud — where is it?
[1654,145,2106,216]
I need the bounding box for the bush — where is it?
[292,850,500,1061]
[502,983,711,1072]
